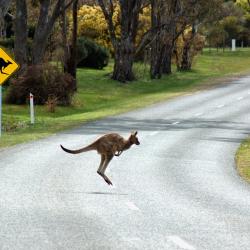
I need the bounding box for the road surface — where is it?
[1,76,250,249]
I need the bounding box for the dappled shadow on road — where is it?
[61,116,250,136]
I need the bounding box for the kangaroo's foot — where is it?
[97,171,113,186]
[104,178,113,186]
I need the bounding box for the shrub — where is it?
[77,37,109,69]
[45,95,58,113]
[5,64,75,106]
[3,117,28,132]
[0,37,14,49]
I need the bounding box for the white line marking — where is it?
[167,236,196,250]
[172,121,180,125]
[217,104,225,108]
[126,201,140,211]
[194,112,203,116]
[237,97,243,100]
[149,131,159,136]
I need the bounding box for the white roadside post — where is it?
[0,85,2,137]
[30,93,35,124]
[232,39,236,51]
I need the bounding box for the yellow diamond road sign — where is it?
[0,48,19,85]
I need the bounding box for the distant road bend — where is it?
[1,76,250,249]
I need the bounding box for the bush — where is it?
[0,37,14,49]
[5,64,75,106]
[77,37,109,69]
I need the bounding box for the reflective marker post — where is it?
[30,93,35,124]
[232,39,236,51]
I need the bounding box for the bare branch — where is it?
[97,0,117,44]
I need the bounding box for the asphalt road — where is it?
[1,76,250,250]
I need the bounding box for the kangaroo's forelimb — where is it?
[115,150,123,156]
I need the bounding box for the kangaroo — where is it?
[0,58,12,75]
[60,131,140,185]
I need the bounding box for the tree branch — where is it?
[97,0,117,44]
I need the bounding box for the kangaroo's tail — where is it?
[60,144,94,154]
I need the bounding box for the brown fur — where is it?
[60,131,140,185]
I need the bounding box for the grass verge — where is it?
[235,138,250,183]
[1,48,250,148]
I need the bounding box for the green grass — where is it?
[1,48,250,148]
[235,138,250,183]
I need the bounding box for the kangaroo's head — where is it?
[129,131,140,145]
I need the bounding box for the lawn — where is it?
[235,139,250,183]
[1,48,250,148]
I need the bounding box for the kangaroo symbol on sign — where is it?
[0,58,12,75]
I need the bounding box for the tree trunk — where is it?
[112,39,135,82]
[150,0,165,79]
[32,0,75,65]
[180,40,192,70]
[14,0,28,73]
[32,0,50,64]
[61,0,69,72]
[98,0,141,82]
[162,44,173,74]
[180,26,196,71]
[0,0,10,38]
[150,38,164,79]
[65,0,78,90]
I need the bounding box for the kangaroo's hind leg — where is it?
[99,154,114,185]
[97,154,105,175]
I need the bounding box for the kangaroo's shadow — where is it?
[85,191,128,196]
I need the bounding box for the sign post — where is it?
[0,48,19,137]
[0,85,2,137]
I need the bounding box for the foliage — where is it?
[2,116,28,132]
[77,37,109,69]
[0,37,14,48]
[236,137,250,183]
[5,64,75,106]
[76,5,118,53]
[175,31,206,70]
[202,0,250,47]
[75,4,150,54]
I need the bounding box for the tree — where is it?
[0,0,11,38]
[32,0,76,64]
[14,0,28,72]
[65,0,79,90]
[97,0,143,82]
[150,0,187,78]
[14,0,77,69]
[179,0,223,70]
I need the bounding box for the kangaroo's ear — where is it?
[131,131,138,136]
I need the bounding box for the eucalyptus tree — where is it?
[0,0,12,37]
[97,0,144,82]
[14,0,77,69]
[150,0,223,78]
[15,0,28,72]
[150,0,186,78]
